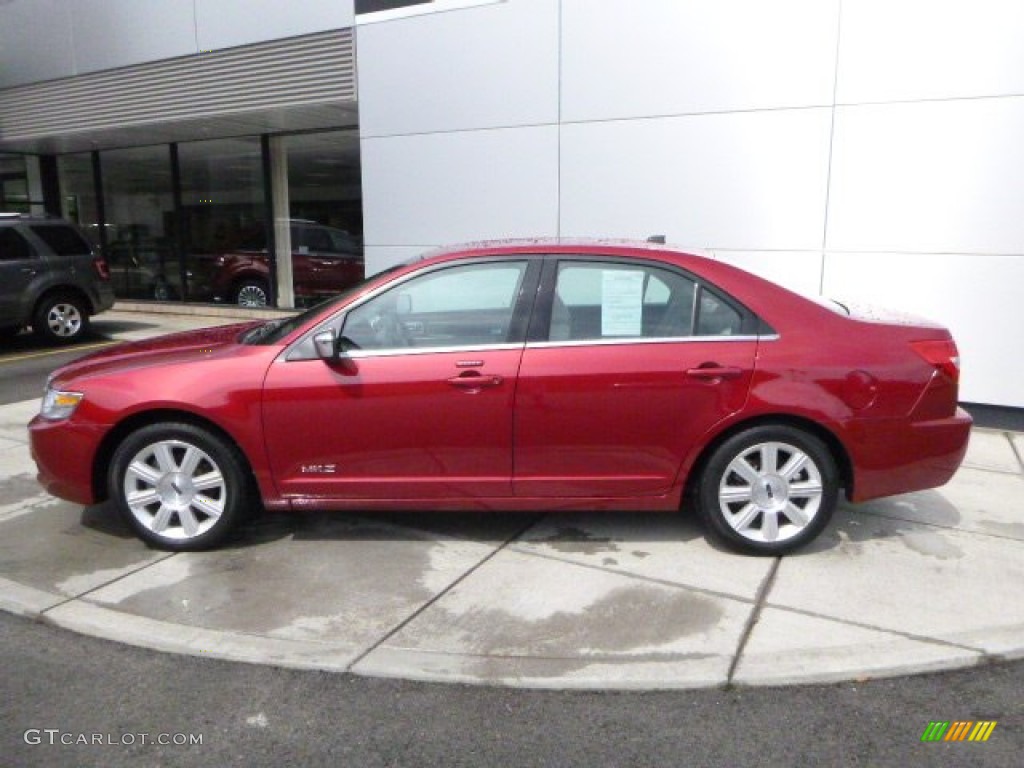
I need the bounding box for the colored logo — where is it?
[921,721,997,742]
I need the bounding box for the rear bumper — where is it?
[848,407,973,502]
[92,282,116,314]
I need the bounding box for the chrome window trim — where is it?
[525,335,769,350]
[280,335,779,363]
[346,342,525,359]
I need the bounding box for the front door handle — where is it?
[447,372,504,390]
[686,365,743,381]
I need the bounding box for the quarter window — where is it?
[696,288,744,336]
[343,261,528,351]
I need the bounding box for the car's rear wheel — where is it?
[234,279,269,308]
[33,293,89,344]
[109,422,252,551]
[697,425,838,555]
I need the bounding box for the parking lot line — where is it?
[0,340,117,365]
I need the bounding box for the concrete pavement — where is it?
[1,306,1022,690]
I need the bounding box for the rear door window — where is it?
[0,228,35,261]
[549,261,697,341]
[28,225,91,256]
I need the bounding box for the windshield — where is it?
[239,265,404,345]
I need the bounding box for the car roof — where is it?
[397,237,842,336]
[409,238,739,283]
[420,237,713,261]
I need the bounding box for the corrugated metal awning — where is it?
[0,29,356,154]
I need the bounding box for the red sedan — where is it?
[29,241,971,555]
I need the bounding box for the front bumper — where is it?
[28,413,107,506]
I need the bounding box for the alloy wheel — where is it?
[236,284,268,307]
[122,439,227,541]
[717,441,824,544]
[46,302,83,338]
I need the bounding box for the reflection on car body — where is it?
[191,220,363,307]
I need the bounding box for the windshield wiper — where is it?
[241,319,284,345]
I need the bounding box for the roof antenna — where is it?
[646,234,666,244]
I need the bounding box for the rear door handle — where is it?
[447,372,504,390]
[686,365,743,381]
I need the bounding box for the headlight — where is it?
[40,387,84,420]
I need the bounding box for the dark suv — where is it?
[0,214,115,343]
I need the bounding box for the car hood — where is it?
[49,322,263,387]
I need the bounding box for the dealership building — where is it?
[0,0,1021,408]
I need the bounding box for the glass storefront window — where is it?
[178,137,266,304]
[100,146,179,300]
[284,130,364,308]
[57,153,101,249]
[46,128,363,308]
[0,154,29,213]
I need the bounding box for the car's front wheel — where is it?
[33,293,89,344]
[109,422,252,551]
[697,425,838,555]
[233,279,269,308]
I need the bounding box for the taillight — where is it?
[93,257,110,280]
[911,339,960,383]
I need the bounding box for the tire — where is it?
[151,278,173,301]
[696,425,838,555]
[233,279,269,308]
[108,422,253,551]
[33,293,89,344]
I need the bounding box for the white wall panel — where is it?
[837,0,1024,104]
[356,0,558,136]
[560,109,832,251]
[71,0,198,73]
[826,98,1024,254]
[561,0,839,122]
[822,252,1024,408]
[361,126,559,247]
[364,245,432,276]
[0,0,74,87]
[710,250,823,297]
[196,0,354,51]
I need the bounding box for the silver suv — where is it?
[0,214,115,343]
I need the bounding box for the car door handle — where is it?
[447,372,504,389]
[686,365,743,381]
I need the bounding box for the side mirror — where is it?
[313,329,337,360]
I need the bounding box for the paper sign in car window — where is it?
[601,269,644,336]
